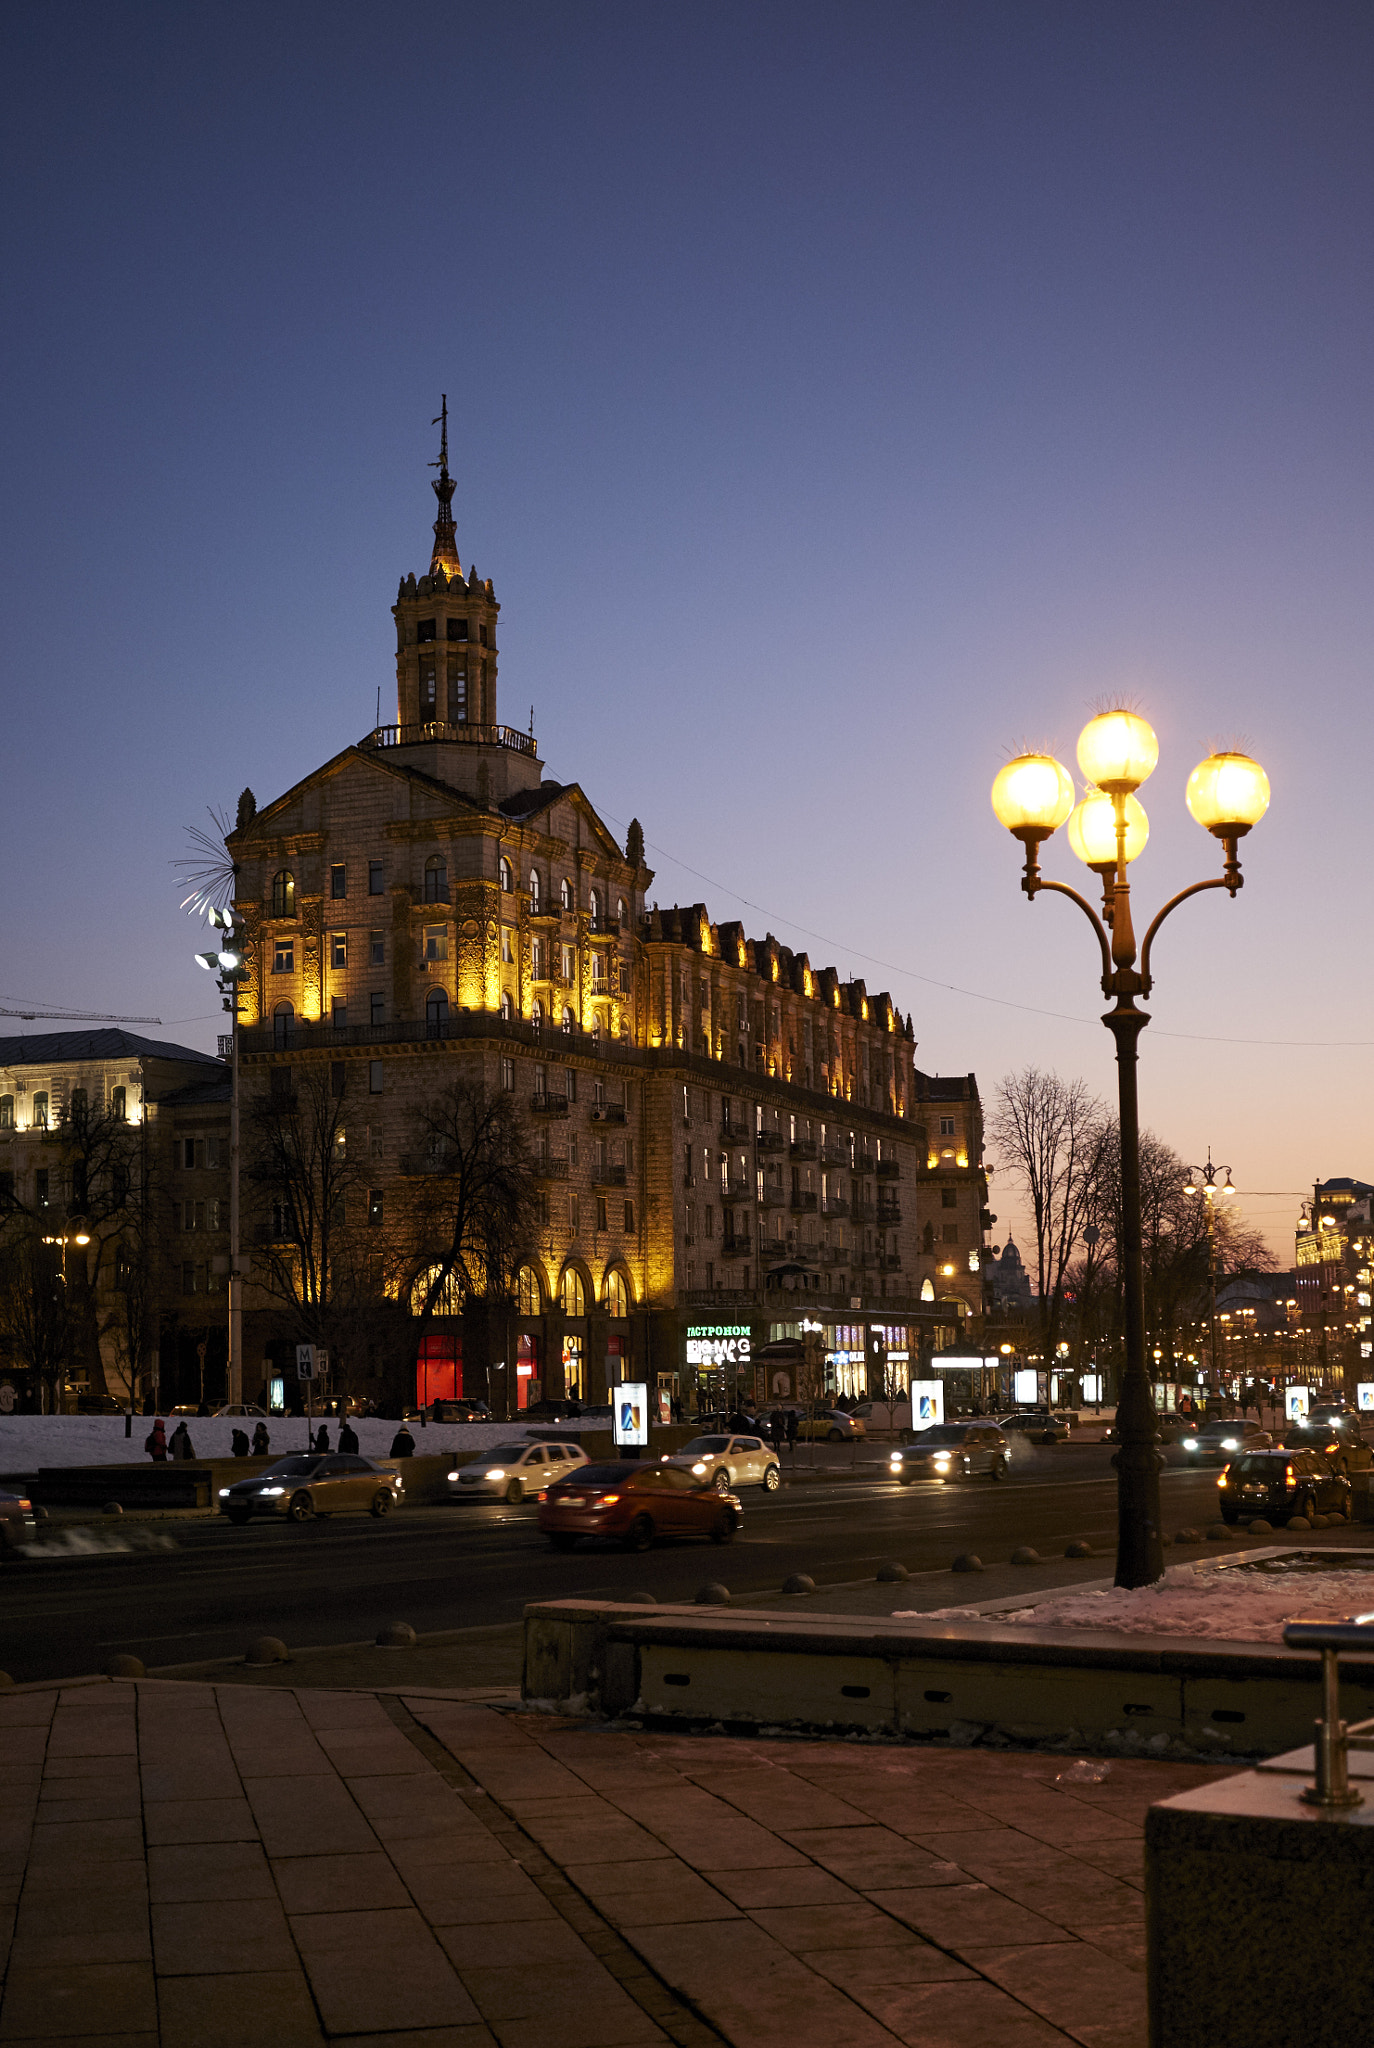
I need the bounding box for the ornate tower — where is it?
[376,401,542,802]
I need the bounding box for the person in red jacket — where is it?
[144,1417,167,1462]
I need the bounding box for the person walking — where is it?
[230,1428,250,1458]
[144,1417,167,1462]
[785,1406,798,1452]
[769,1406,785,1453]
[313,1423,331,1454]
[389,1421,416,1458]
[251,1421,271,1456]
[338,1418,359,1455]
[168,1420,195,1460]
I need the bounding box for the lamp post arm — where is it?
[1139,876,1230,993]
[1026,874,1114,984]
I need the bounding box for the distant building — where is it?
[1295,1177,1374,1394]
[987,1232,1035,1316]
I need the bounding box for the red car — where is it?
[538,1460,742,1553]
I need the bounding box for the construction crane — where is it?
[0,1000,162,1024]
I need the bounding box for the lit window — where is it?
[606,1270,628,1317]
[501,927,513,964]
[423,926,448,962]
[331,933,347,969]
[0,1095,12,1129]
[499,856,514,892]
[32,1092,49,1129]
[529,870,541,912]
[561,1006,574,1035]
[589,888,601,924]
[561,877,574,911]
[562,1268,586,1317]
[500,991,513,1021]
[617,896,627,929]
[368,1189,384,1226]
[271,870,295,916]
[273,939,294,973]
[518,1266,541,1315]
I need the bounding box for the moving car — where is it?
[449,1440,590,1503]
[890,1424,1010,1484]
[0,1489,37,1554]
[218,1454,403,1524]
[538,1460,742,1552]
[1218,1449,1352,1526]
[794,1410,866,1442]
[998,1410,1072,1444]
[213,1403,269,1418]
[1180,1419,1273,1465]
[1281,1422,1374,1478]
[659,1434,781,1492]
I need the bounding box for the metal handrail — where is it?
[1281,1613,1374,1808]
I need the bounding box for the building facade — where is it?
[223,434,989,1416]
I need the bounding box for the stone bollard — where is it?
[1206,1523,1234,1540]
[781,1574,815,1595]
[695,1582,731,1605]
[1248,1519,1273,1534]
[245,1636,289,1666]
[622,1591,659,1605]
[1064,1540,1093,1558]
[1011,1545,1040,1566]
[1173,1528,1205,1544]
[951,1553,984,1572]
[375,1622,417,1648]
[0,1671,13,1688]
[876,1561,908,1583]
[103,1502,124,1517]
[106,1654,145,1679]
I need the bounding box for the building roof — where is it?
[154,1075,232,1108]
[0,1030,221,1070]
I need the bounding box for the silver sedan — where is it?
[219,1454,403,1524]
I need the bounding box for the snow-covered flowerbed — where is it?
[907,1559,1374,1645]
[0,1414,546,1470]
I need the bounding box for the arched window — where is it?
[32,1092,48,1128]
[561,1268,586,1317]
[589,888,601,925]
[561,1005,574,1035]
[605,1269,629,1317]
[271,869,295,917]
[531,998,543,1029]
[426,988,449,1036]
[920,1277,935,1302]
[272,1003,294,1049]
[110,1085,126,1121]
[499,991,513,1021]
[517,1266,542,1317]
[616,896,627,930]
[560,876,574,911]
[424,854,448,902]
[0,1095,12,1130]
[499,855,514,893]
[528,870,541,912]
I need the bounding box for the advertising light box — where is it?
[1082,1374,1103,1403]
[1013,1368,1039,1405]
[613,1383,649,1447]
[1358,1383,1374,1414]
[909,1381,944,1429]
[1286,1386,1310,1422]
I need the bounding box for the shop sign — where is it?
[686,1324,752,1367]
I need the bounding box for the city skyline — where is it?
[3,2,1373,1262]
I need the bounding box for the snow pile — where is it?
[905,1561,1374,1644]
[0,1414,551,1471]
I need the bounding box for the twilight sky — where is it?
[2,1,1371,1262]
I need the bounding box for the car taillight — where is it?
[18,1498,31,1511]
[1217,1473,1227,1488]
[1285,1465,1295,1486]
[537,1489,547,1503]
[596,1493,620,1507]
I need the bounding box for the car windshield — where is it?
[262,1457,325,1477]
[911,1426,967,1446]
[684,1437,731,1453]
[487,1444,535,1461]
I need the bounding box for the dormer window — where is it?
[271,870,295,917]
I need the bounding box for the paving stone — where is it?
[271,1849,412,1913]
[24,1818,144,1869]
[0,1961,157,2038]
[847,1978,1072,2045]
[11,1889,150,1968]
[562,1859,739,1929]
[152,1896,299,1975]
[703,1865,860,1909]
[877,1884,1074,1954]
[435,1918,594,1968]
[242,1774,379,1857]
[148,1840,276,1904]
[807,1941,976,1992]
[156,1969,325,2048]
[339,2032,499,2048]
[291,1906,481,2035]
[967,1939,1148,2045]
[142,1798,257,1846]
[628,1919,901,2048]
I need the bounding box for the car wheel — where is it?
[287,1492,313,1523]
[827,1428,844,1443]
[712,1469,732,1494]
[549,1532,576,1552]
[990,1456,1008,1481]
[711,1508,737,1544]
[226,1508,251,1526]
[504,1479,524,1505]
[369,1489,392,1518]
[762,1463,780,1492]
[624,1514,655,1553]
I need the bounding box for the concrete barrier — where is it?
[520,1598,1374,1755]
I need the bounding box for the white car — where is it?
[449,1440,589,1504]
[660,1434,782,1493]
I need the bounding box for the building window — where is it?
[426,989,449,1034]
[499,991,513,1021]
[591,953,607,986]
[623,1200,634,1233]
[560,943,574,981]
[501,1057,515,1092]
[942,1223,959,1244]
[939,1116,956,1136]
[516,1265,541,1316]
[331,999,347,1029]
[589,888,601,924]
[35,1167,50,1206]
[596,1195,608,1233]
[529,870,541,912]
[448,661,466,721]
[618,960,631,994]
[331,863,347,899]
[419,653,437,714]
[331,933,347,969]
[0,1096,12,1130]
[369,1061,384,1094]
[368,1189,384,1227]
[370,993,384,1026]
[273,938,294,973]
[271,870,295,917]
[448,616,468,642]
[182,1262,199,1296]
[424,855,448,902]
[569,1191,579,1235]
[501,927,513,964]
[273,1004,293,1045]
[561,1268,586,1317]
[606,1270,628,1316]
[423,925,448,962]
[561,1006,574,1035]
[417,617,436,643]
[617,896,627,929]
[369,860,384,895]
[941,1187,957,1208]
[370,931,384,966]
[531,936,544,979]
[531,998,543,1028]
[330,1063,346,1098]
[499,856,514,893]
[560,876,574,911]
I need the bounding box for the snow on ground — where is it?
[906,1561,1374,1644]
[0,1414,550,1470]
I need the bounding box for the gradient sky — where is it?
[3,1,1372,1263]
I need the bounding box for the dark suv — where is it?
[1282,1421,1373,1479]
[890,1424,1010,1484]
[1219,1448,1352,1526]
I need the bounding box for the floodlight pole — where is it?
[228,986,242,1408]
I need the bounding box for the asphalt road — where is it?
[0,1447,1243,1684]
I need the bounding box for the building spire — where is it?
[428,395,462,579]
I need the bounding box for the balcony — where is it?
[720,1121,746,1144]
[821,1196,850,1219]
[721,1176,754,1201]
[877,1202,902,1227]
[820,1141,850,1167]
[591,1163,628,1188]
[723,1232,751,1257]
[754,1130,785,1152]
[530,1093,569,1116]
[790,1190,818,1213]
[757,1185,786,1208]
[856,1151,875,1174]
[851,1200,873,1223]
[529,901,560,922]
[876,1158,901,1180]
[681,1288,755,1307]
[878,1252,903,1271]
[789,1139,817,1161]
[535,1158,569,1180]
[362,720,537,756]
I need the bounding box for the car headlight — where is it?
[933,1455,950,1469]
[1221,1439,1238,1451]
[218,1488,230,1497]
[447,1470,460,1480]
[262,1486,284,1497]
[1218,1473,1228,1487]
[1182,1438,1198,1450]
[889,1456,903,1468]
[486,1469,506,1480]
[692,1462,707,1474]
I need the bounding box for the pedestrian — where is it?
[769,1406,785,1453]
[785,1406,798,1450]
[230,1428,250,1458]
[251,1421,271,1456]
[169,1420,195,1460]
[389,1421,416,1458]
[313,1423,330,1454]
[338,1418,359,1455]
[144,1417,167,1462]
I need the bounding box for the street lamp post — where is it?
[195,910,250,1408]
[1183,1154,1236,1393]
[992,716,1269,1588]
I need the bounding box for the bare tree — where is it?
[989,1068,1108,1357]
[0,1225,71,1412]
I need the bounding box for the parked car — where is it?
[0,1489,37,1554]
[794,1410,866,1442]
[659,1434,781,1492]
[1280,1422,1374,1478]
[449,1440,590,1503]
[218,1454,403,1524]
[1218,1449,1352,1526]
[431,1399,492,1424]
[538,1460,742,1552]
[1303,1404,1358,1431]
[213,1403,269,1418]
[997,1410,1071,1444]
[1180,1419,1273,1465]
[890,1424,1010,1484]
[72,1393,123,1415]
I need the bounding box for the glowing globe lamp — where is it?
[1066,790,1149,871]
[1076,711,1159,794]
[1185,751,1270,838]
[990,754,1075,842]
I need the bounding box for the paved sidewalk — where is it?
[0,1678,1236,2048]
